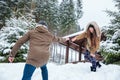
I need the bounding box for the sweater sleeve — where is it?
[75,32,86,40]
[10,31,30,57]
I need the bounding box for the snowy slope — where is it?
[0,62,120,80]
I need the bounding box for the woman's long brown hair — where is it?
[87,24,97,47]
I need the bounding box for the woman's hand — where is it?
[90,53,95,58]
[65,37,70,41]
[71,37,77,42]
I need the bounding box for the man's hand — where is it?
[8,57,14,63]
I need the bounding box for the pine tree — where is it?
[101,0,120,64]
[0,1,11,28]
[0,0,32,28]
[105,0,120,50]
[59,0,82,36]
[76,0,83,19]
[0,18,31,63]
[33,0,82,36]
[7,0,32,18]
[33,0,59,33]
[0,0,83,36]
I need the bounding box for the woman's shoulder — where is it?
[75,31,87,39]
[81,31,87,36]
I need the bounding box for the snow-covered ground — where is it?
[0,62,120,80]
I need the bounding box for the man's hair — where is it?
[38,20,48,28]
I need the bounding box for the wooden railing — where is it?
[49,41,103,64]
[49,41,84,64]
[63,41,82,63]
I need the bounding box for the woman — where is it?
[8,20,67,80]
[72,21,101,72]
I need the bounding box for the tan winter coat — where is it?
[10,26,65,67]
[75,21,101,54]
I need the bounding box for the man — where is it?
[8,20,67,80]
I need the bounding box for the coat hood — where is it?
[35,24,49,33]
[85,21,101,37]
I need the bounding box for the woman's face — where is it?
[89,27,94,33]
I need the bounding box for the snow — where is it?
[5,17,36,30]
[0,23,28,55]
[0,62,120,80]
[100,40,120,53]
[112,30,120,40]
[0,56,4,60]
[63,30,84,38]
[0,17,35,54]
[3,48,11,54]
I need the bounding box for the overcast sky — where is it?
[79,0,116,29]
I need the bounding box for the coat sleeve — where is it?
[48,32,66,43]
[10,31,30,57]
[51,35,66,43]
[75,32,86,40]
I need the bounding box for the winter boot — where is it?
[96,62,101,68]
[90,66,96,72]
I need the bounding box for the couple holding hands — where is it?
[8,20,101,80]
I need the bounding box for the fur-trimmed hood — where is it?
[35,24,48,33]
[75,21,101,54]
[85,21,101,37]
